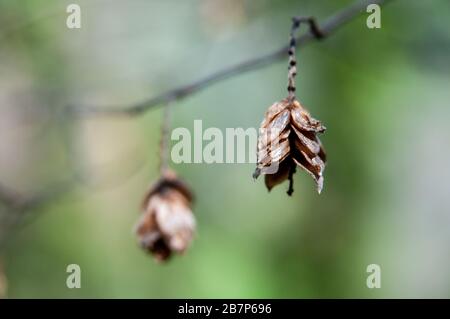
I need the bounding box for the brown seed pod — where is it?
[134,170,195,262]
[254,98,326,195]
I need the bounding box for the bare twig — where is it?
[77,0,392,116]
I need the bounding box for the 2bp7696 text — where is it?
[222,303,271,314]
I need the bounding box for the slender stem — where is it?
[159,103,172,174]
[287,19,299,101]
[288,16,324,102]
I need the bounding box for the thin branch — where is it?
[78,0,392,116]
[0,184,23,209]
[0,179,75,249]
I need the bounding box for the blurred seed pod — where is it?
[254,98,326,195]
[134,170,195,262]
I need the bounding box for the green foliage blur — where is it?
[1,0,450,298]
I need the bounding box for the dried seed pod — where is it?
[134,170,195,262]
[254,98,326,195]
[254,16,326,196]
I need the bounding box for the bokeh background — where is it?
[1,0,450,298]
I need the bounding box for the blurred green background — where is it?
[1,0,450,298]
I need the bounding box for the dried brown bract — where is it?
[254,98,326,195]
[134,170,195,262]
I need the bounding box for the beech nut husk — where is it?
[134,170,195,261]
[254,98,326,195]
